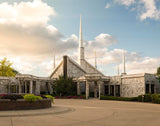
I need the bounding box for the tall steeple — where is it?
[78,15,85,66]
[121,50,126,75]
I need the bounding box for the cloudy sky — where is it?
[0,0,160,77]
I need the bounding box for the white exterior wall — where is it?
[109,76,121,85]
[50,62,63,79]
[82,60,103,75]
[67,58,86,78]
[121,77,145,97]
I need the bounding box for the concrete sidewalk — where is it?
[0,105,74,117]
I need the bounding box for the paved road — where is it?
[1,99,160,126]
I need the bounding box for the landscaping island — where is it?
[0,94,54,110]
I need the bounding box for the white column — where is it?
[114,85,116,97]
[30,80,33,94]
[149,81,151,94]
[36,80,40,95]
[86,80,90,99]
[77,81,80,95]
[25,81,27,94]
[108,83,110,96]
[18,80,21,94]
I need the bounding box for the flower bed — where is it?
[0,94,54,110]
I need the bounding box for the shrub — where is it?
[35,96,42,100]
[1,94,23,101]
[137,95,143,102]
[151,94,160,104]
[23,94,40,102]
[44,95,55,103]
[100,95,137,101]
[137,94,152,102]
[144,94,152,102]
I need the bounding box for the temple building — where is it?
[0,74,52,95]
[0,16,160,99]
[50,16,160,99]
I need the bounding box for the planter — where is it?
[0,99,52,110]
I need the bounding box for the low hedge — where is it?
[23,94,42,102]
[101,94,160,104]
[100,95,138,101]
[151,94,160,104]
[137,94,152,102]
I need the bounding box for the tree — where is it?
[12,69,19,74]
[157,66,160,82]
[0,57,16,77]
[52,76,77,96]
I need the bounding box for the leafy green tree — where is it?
[0,57,16,77]
[52,76,76,96]
[157,66,160,82]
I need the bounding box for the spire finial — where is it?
[79,15,83,47]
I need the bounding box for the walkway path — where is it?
[1,99,160,126]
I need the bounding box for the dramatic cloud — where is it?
[113,0,160,21]
[114,0,135,6]
[87,33,117,49]
[126,57,160,74]
[0,0,56,26]
[139,0,159,20]
[0,0,159,76]
[0,0,79,76]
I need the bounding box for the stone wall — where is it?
[109,76,121,85]
[67,57,86,78]
[0,99,51,110]
[144,73,160,94]
[0,76,51,95]
[82,60,103,75]
[0,77,18,94]
[121,76,145,97]
[50,61,63,79]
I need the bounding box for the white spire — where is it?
[122,50,126,75]
[78,15,85,66]
[95,51,97,68]
[79,15,83,47]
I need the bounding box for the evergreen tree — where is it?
[52,75,76,96]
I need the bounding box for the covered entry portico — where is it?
[77,74,109,99]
